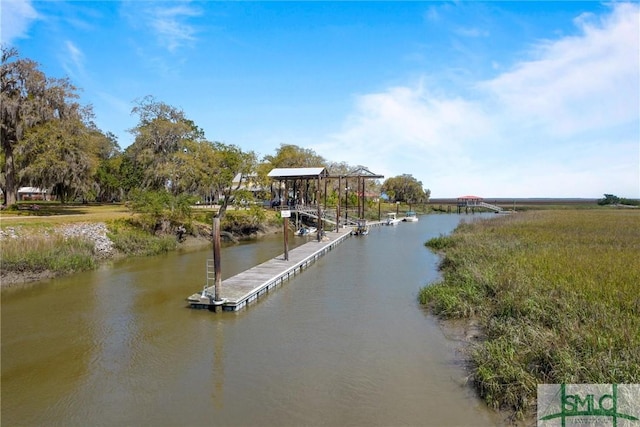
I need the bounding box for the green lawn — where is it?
[0,202,132,227]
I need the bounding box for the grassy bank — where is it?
[1,234,96,275]
[419,209,640,418]
[0,203,282,284]
[0,221,178,284]
[107,219,178,255]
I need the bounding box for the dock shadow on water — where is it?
[1,214,506,426]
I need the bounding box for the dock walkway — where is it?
[187,228,352,311]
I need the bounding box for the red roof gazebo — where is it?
[457,195,483,206]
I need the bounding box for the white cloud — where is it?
[481,2,639,138]
[119,0,201,79]
[0,0,39,44]
[315,81,494,178]
[61,40,84,78]
[148,3,202,52]
[317,3,639,198]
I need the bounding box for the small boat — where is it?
[295,226,317,236]
[386,212,402,226]
[403,211,419,222]
[352,220,369,236]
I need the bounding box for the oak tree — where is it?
[381,174,430,205]
[126,95,205,193]
[2,47,106,204]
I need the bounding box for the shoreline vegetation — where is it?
[420,209,640,420]
[0,202,283,288]
[0,200,437,288]
[2,198,434,287]
[1,200,634,291]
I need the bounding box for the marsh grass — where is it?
[420,210,640,418]
[0,216,177,282]
[1,233,96,274]
[107,219,176,256]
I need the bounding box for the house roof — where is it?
[18,187,47,193]
[232,173,258,184]
[267,167,327,179]
[458,195,483,200]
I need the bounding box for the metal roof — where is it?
[267,167,327,179]
[343,166,384,178]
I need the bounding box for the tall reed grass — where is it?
[1,234,96,274]
[1,219,177,281]
[420,210,640,418]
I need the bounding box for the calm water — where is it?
[1,214,503,426]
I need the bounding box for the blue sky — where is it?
[2,1,639,198]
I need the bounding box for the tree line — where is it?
[1,47,430,210]
[597,194,639,207]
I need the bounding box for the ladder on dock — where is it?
[202,259,215,298]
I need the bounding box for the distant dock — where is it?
[187,228,352,311]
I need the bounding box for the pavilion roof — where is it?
[267,167,327,180]
[342,166,384,179]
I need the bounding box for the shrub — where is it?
[107,218,177,256]
[424,234,453,251]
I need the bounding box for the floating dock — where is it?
[187,228,352,311]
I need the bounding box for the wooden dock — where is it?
[187,228,352,311]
